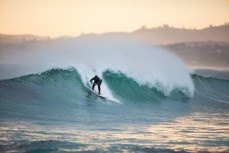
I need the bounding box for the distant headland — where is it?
[0,23,229,45]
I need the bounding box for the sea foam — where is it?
[0,34,194,97]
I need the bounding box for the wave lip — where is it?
[0,35,194,98]
[103,70,193,101]
[71,35,195,98]
[1,67,194,105]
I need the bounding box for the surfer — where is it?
[90,75,102,94]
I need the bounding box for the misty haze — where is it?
[1,23,229,77]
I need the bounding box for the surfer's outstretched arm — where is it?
[90,77,95,83]
[90,76,97,90]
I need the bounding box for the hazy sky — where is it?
[0,0,229,37]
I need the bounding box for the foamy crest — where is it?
[0,34,194,98]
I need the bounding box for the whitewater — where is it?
[0,35,229,153]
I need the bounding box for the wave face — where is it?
[0,67,228,128]
[1,68,228,107]
[0,68,193,112]
[191,73,229,105]
[0,68,85,122]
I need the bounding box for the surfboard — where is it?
[85,81,107,99]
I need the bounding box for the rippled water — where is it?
[1,112,228,153]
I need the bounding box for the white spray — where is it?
[0,34,194,99]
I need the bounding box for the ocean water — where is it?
[0,35,229,153]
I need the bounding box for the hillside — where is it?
[132,24,229,44]
[165,41,229,69]
[1,24,229,69]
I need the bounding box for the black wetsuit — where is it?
[90,76,102,94]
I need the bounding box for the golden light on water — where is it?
[1,112,229,152]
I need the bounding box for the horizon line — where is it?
[1,22,228,39]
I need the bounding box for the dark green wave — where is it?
[3,68,229,104]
